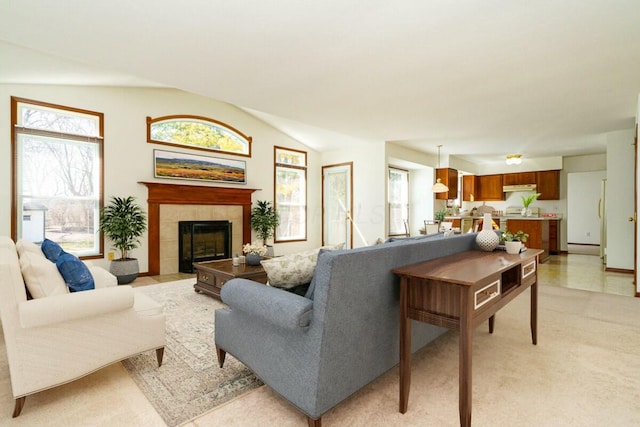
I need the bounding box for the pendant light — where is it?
[432,145,449,193]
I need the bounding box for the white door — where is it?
[322,163,352,249]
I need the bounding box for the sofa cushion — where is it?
[56,252,95,292]
[16,239,45,257]
[19,251,69,298]
[41,239,64,262]
[260,249,320,289]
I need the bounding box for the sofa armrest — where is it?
[221,278,313,331]
[19,286,135,328]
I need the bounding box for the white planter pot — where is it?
[505,241,522,254]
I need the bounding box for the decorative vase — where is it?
[475,213,499,252]
[505,241,522,254]
[245,253,262,266]
[521,207,532,217]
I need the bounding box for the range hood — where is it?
[503,184,537,192]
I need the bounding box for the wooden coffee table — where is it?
[193,259,268,300]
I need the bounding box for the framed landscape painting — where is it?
[154,149,246,184]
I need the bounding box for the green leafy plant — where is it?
[521,192,542,208]
[434,208,448,222]
[501,229,529,243]
[250,200,280,245]
[99,196,147,260]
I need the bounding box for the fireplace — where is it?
[179,220,232,273]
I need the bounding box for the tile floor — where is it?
[538,252,635,297]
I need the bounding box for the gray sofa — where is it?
[215,233,478,426]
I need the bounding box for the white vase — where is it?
[475,213,499,252]
[521,207,532,217]
[505,241,522,254]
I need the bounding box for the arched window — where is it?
[147,115,252,157]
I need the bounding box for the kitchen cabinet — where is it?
[536,170,560,200]
[462,175,476,201]
[475,174,504,201]
[503,172,536,186]
[435,168,459,200]
[549,219,559,254]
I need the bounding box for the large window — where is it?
[11,97,104,257]
[388,167,409,236]
[274,146,307,242]
[147,115,252,157]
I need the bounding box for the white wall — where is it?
[567,171,605,244]
[605,129,635,270]
[0,84,322,271]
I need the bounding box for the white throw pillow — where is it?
[19,251,69,298]
[16,239,45,258]
[260,249,320,289]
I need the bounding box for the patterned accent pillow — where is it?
[260,249,320,289]
[56,251,95,292]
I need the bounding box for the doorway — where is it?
[322,162,353,249]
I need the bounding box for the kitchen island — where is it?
[443,216,561,263]
[502,217,560,263]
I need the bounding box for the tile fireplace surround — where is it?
[141,182,257,276]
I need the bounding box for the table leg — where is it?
[488,315,495,334]
[531,280,538,345]
[399,277,411,413]
[459,288,472,427]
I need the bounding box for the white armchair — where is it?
[0,237,165,417]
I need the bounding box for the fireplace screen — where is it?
[179,220,231,273]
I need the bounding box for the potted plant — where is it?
[250,200,280,250]
[99,196,147,284]
[242,241,268,266]
[434,208,448,223]
[521,192,541,217]
[500,229,529,254]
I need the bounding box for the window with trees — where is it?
[11,97,104,257]
[274,146,307,242]
[388,167,409,236]
[147,115,252,157]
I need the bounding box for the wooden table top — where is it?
[194,259,265,275]
[393,249,543,286]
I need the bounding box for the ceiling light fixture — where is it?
[506,154,522,165]
[432,145,449,193]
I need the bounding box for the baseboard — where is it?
[604,267,634,275]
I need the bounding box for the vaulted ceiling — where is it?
[1,1,639,164]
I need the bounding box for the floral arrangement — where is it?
[243,242,267,256]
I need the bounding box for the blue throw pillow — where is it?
[41,238,64,262]
[55,251,95,292]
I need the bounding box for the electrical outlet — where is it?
[586,231,591,237]
[108,252,115,261]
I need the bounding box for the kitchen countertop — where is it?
[444,215,562,221]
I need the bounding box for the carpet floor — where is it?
[122,279,262,427]
[188,284,640,427]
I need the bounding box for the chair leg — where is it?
[307,415,321,427]
[13,396,25,417]
[216,345,226,368]
[156,347,164,367]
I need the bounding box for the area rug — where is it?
[121,279,263,427]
